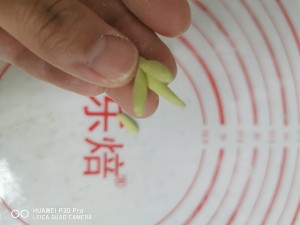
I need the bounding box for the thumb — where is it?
[0,0,138,88]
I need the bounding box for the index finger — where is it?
[121,0,191,37]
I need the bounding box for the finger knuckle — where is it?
[29,0,83,53]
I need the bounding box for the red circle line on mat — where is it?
[277,0,300,54]
[241,0,289,125]
[156,46,227,223]
[155,149,206,225]
[0,63,11,79]
[155,59,207,224]
[178,36,226,125]
[206,149,241,225]
[260,148,287,225]
[225,149,258,225]
[191,23,240,125]
[291,201,300,225]
[206,149,258,225]
[276,149,299,225]
[221,1,272,125]
[183,149,225,225]
[261,0,300,125]
[244,147,273,225]
[177,60,206,124]
[194,0,258,125]
[0,196,29,225]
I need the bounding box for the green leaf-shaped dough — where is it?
[146,75,186,108]
[133,68,148,117]
[117,113,139,135]
[140,60,174,83]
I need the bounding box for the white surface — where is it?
[0,1,299,225]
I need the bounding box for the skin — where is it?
[0,0,191,117]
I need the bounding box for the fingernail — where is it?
[89,36,138,82]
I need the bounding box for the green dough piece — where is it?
[117,113,139,135]
[140,60,174,83]
[146,75,186,108]
[133,68,148,117]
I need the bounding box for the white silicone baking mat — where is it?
[0,0,299,225]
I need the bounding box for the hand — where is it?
[0,0,191,117]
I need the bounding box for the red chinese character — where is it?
[84,96,122,132]
[85,137,124,153]
[83,156,100,175]
[103,153,124,177]
[83,154,124,177]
